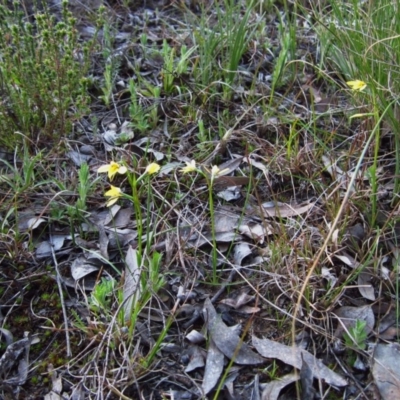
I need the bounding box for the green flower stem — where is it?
[129,173,143,251]
[208,178,218,283]
[145,176,153,255]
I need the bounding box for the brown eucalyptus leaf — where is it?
[66,150,91,166]
[220,292,255,309]
[107,228,137,249]
[236,305,261,314]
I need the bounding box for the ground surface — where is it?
[0,0,399,399]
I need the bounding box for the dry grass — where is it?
[0,0,399,399]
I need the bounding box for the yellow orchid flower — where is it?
[211,165,221,180]
[104,185,123,207]
[346,80,367,92]
[181,160,197,174]
[145,163,161,175]
[98,161,127,181]
[210,165,230,181]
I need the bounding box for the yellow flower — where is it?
[346,80,367,92]
[145,163,161,175]
[181,160,197,174]
[210,165,230,181]
[98,161,127,181]
[104,185,123,207]
[211,165,221,180]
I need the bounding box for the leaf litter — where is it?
[1,0,400,399]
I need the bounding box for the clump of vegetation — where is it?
[1,0,400,398]
[0,0,93,151]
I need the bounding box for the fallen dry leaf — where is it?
[333,305,374,339]
[261,373,299,400]
[334,252,360,269]
[44,365,64,400]
[358,269,376,301]
[36,235,69,259]
[202,338,225,394]
[203,298,265,365]
[238,222,272,244]
[252,336,347,387]
[372,343,400,400]
[70,256,99,281]
[233,242,252,265]
[300,353,315,399]
[123,246,141,322]
[220,292,255,309]
[255,202,314,218]
[185,345,205,373]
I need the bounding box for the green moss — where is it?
[30,375,40,385]
[41,293,51,301]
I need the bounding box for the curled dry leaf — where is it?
[70,256,99,281]
[0,333,39,386]
[220,292,255,309]
[18,215,46,231]
[44,364,64,400]
[216,187,241,201]
[233,242,252,265]
[185,330,206,344]
[238,223,272,244]
[261,373,299,400]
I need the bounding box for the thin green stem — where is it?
[145,176,152,255]
[130,173,143,251]
[208,180,218,283]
